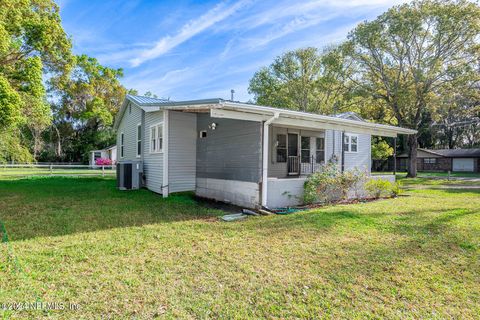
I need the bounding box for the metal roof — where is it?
[114,94,417,136]
[335,112,365,122]
[126,94,171,106]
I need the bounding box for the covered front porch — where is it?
[268,126,327,178]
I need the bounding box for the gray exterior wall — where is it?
[143,111,164,194]
[168,111,197,192]
[116,102,142,161]
[196,113,262,183]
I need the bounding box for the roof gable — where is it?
[335,112,365,122]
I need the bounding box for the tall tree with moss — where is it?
[346,0,480,177]
[0,0,73,162]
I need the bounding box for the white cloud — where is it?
[130,0,252,67]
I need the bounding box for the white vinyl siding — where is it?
[116,102,142,161]
[143,111,164,194]
[168,111,197,192]
[325,130,371,173]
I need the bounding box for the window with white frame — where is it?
[136,124,142,157]
[301,136,310,163]
[120,133,124,158]
[344,134,358,152]
[316,137,325,163]
[424,158,436,164]
[150,123,163,153]
[276,134,287,162]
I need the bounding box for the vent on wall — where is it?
[199,130,207,138]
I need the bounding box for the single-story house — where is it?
[113,95,416,208]
[89,145,117,167]
[396,148,480,172]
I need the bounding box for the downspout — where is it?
[261,112,280,208]
[162,110,169,198]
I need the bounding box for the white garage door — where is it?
[452,158,474,172]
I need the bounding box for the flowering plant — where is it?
[95,158,112,165]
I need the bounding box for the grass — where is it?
[1,176,479,318]
[371,171,480,179]
[415,171,480,178]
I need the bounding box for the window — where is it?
[136,124,142,157]
[120,133,124,158]
[424,158,436,164]
[344,133,358,153]
[129,105,132,114]
[150,123,163,153]
[276,134,287,162]
[316,137,325,163]
[301,136,310,163]
[94,151,102,160]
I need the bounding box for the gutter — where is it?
[261,112,280,208]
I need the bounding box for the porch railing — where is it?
[287,155,325,176]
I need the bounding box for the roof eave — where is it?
[221,101,417,136]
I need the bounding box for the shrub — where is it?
[391,181,403,197]
[95,158,112,166]
[303,163,368,205]
[365,178,401,199]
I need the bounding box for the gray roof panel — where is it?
[127,94,171,106]
[398,148,480,158]
[433,148,480,158]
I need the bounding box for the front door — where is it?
[287,133,299,175]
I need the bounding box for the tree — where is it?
[47,54,126,162]
[0,0,72,162]
[248,47,352,114]
[347,0,480,177]
[371,137,394,160]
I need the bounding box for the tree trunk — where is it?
[407,134,418,178]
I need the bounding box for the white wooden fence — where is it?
[0,163,116,177]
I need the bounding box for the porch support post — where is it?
[393,137,397,176]
[261,112,280,208]
[341,131,345,173]
[162,110,169,198]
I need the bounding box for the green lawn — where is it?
[372,171,480,179]
[1,177,479,319]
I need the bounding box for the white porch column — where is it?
[261,112,280,207]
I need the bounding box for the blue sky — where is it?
[59,0,407,102]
